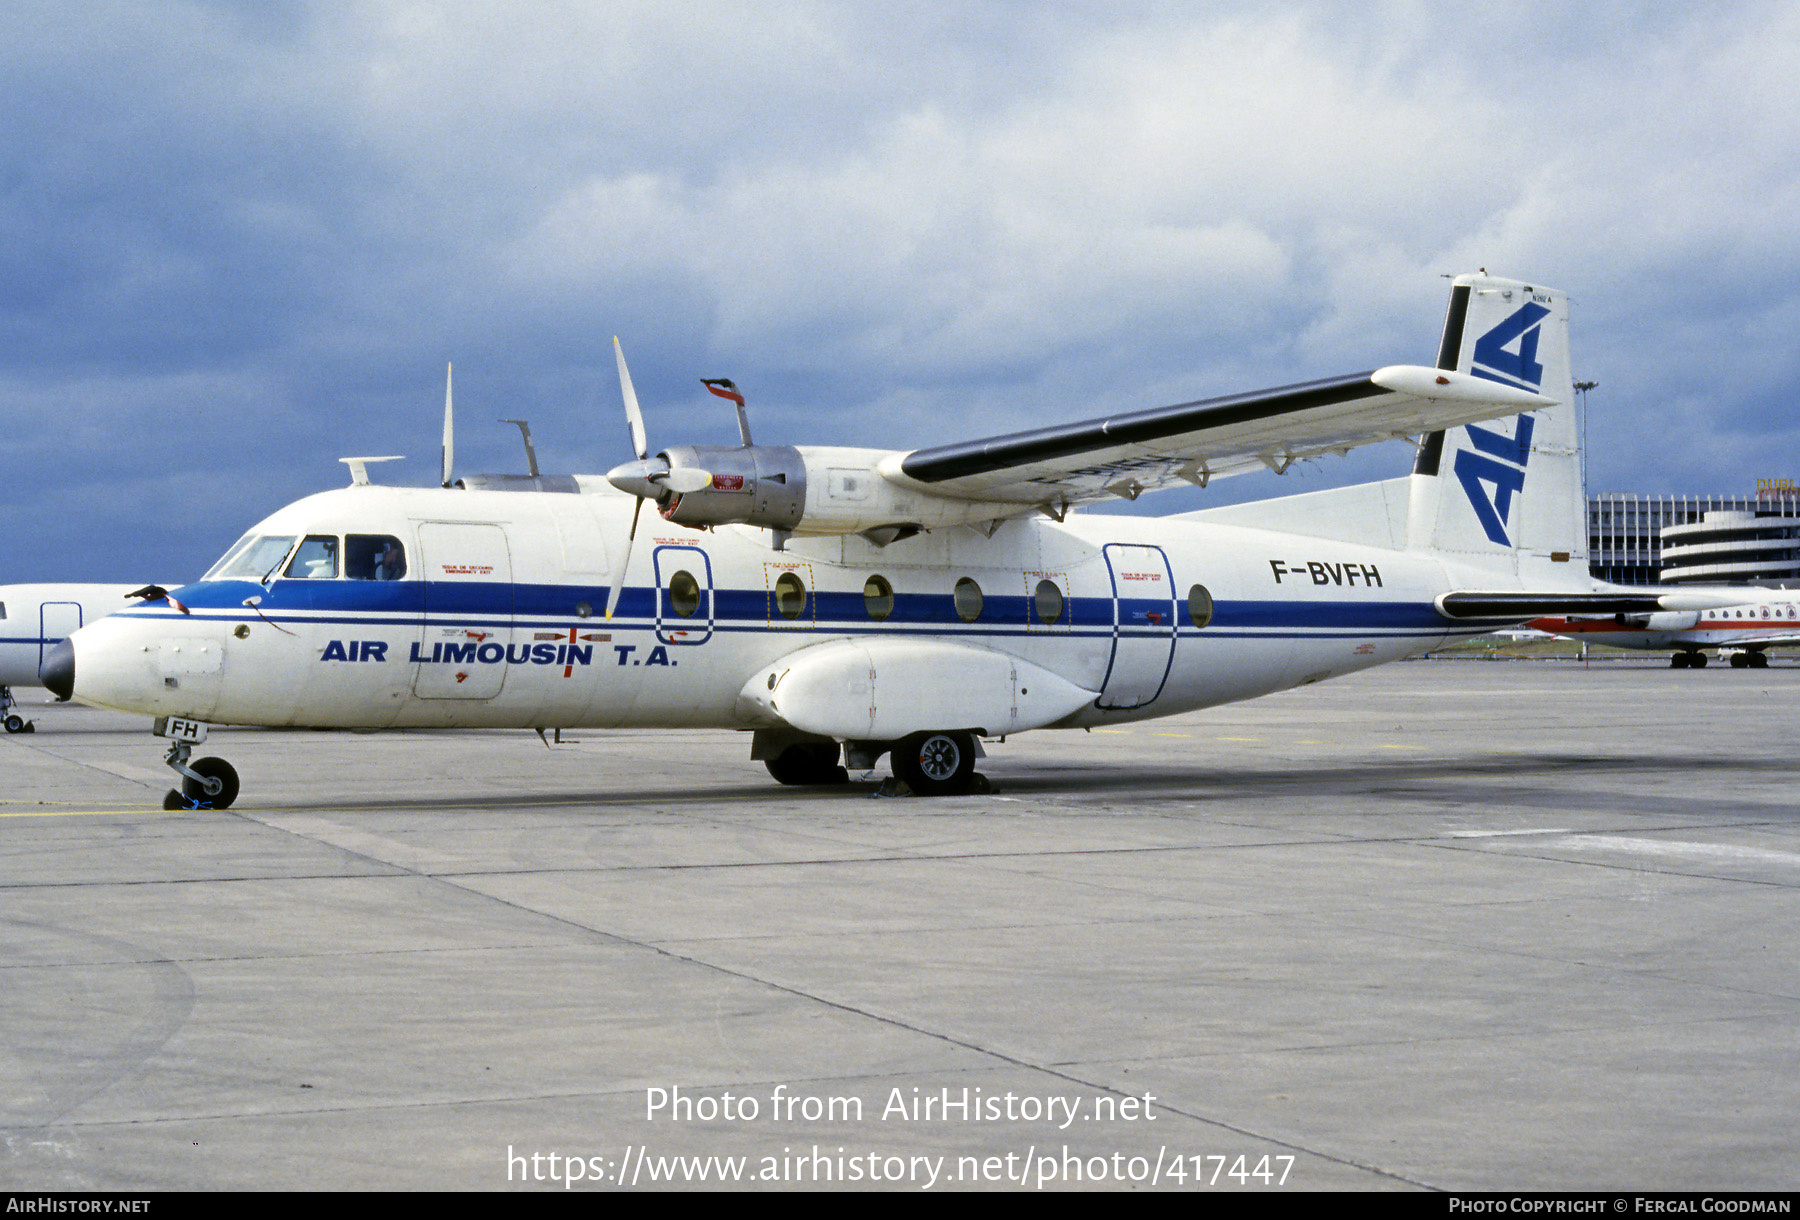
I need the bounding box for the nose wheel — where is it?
[160,737,240,810]
[1,685,32,733]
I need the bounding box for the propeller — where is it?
[441,362,454,487]
[604,340,712,619]
[604,339,647,621]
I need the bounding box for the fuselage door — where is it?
[39,602,81,672]
[413,523,514,700]
[1097,543,1176,710]
[653,545,714,645]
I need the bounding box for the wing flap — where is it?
[883,365,1551,506]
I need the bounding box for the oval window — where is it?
[1188,583,1214,629]
[775,571,807,620]
[1033,578,1064,625]
[864,574,894,621]
[954,577,983,623]
[668,570,700,618]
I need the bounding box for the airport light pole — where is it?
[1574,380,1598,498]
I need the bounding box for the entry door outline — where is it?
[1097,544,1176,710]
[653,545,714,645]
[414,522,514,700]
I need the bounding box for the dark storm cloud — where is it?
[3,2,1799,578]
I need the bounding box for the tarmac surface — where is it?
[2,657,1797,1192]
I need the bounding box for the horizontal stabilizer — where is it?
[736,638,1097,740]
[1436,590,1748,622]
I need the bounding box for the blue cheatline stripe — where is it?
[108,615,1456,649]
[126,579,1461,644]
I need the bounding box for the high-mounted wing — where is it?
[880,365,1551,509]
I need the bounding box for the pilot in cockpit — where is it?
[376,539,405,580]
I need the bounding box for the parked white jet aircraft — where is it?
[45,274,1722,807]
[1531,597,1800,667]
[0,584,151,732]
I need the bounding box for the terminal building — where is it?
[1588,493,1800,587]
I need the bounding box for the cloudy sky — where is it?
[4,1,1798,581]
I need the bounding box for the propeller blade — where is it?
[613,337,647,461]
[605,495,644,621]
[441,362,454,487]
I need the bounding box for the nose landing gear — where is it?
[154,718,239,810]
[2,685,33,733]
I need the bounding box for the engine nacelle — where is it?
[1643,610,1700,632]
[609,445,1030,539]
[653,445,807,530]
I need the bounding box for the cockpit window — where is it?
[204,534,299,582]
[285,535,340,580]
[346,535,407,581]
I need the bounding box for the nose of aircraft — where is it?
[40,638,74,700]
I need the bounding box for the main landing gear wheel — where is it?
[765,742,849,786]
[1750,651,1770,668]
[168,757,239,810]
[1730,652,1750,669]
[4,713,29,734]
[893,731,977,797]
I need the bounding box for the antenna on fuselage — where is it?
[341,456,404,486]
[441,362,455,487]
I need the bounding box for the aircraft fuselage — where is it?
[59,482,1484,735]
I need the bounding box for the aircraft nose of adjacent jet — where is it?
[40,638,74,701]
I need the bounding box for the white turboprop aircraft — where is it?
[1531,597,1800,668]
[43,273,1725,807]
[0,584,154,732]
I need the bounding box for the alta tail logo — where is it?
[1456,301,1548,546]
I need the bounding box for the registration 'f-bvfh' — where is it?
[44,274,1718,807]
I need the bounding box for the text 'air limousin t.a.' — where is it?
[44,274,1724,807]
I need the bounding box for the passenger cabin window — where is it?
[863,575,894,621]
[286,536,340,580]
[774,572,807,620]
[1188,584,1214,629]
[667,570,701,618]
[954,577,983,623]
[346,535,408,581]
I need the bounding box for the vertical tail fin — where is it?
[1406,274,1586,588]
